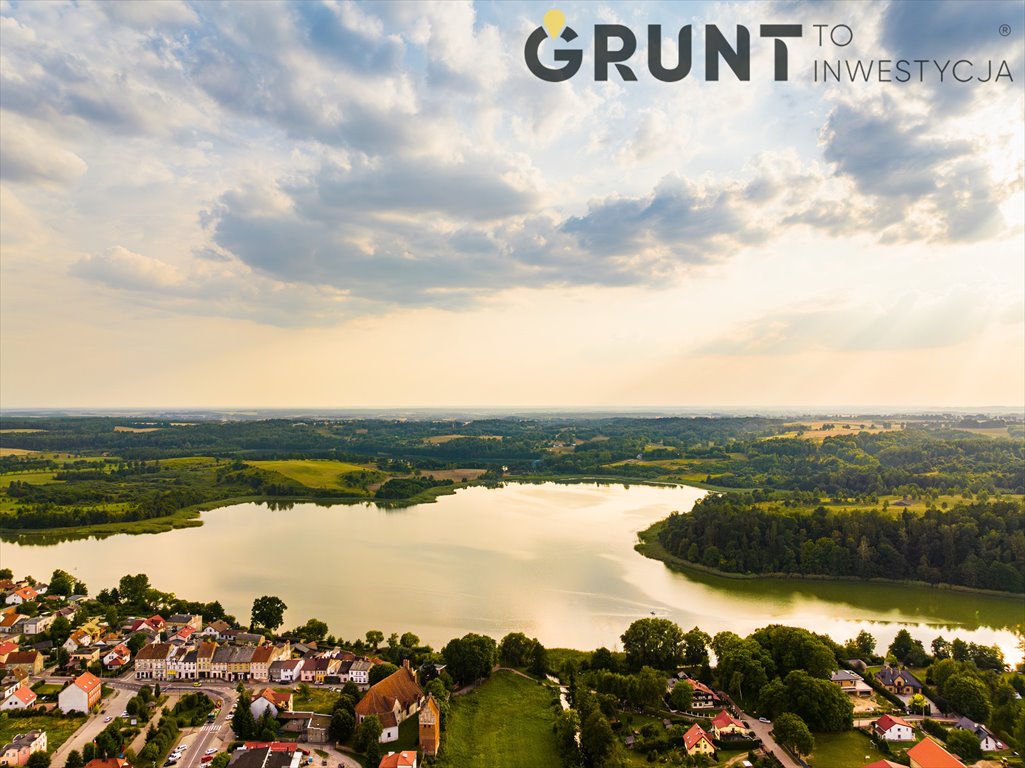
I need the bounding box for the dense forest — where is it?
[1,415,1023,568]
[658,493,1025,592]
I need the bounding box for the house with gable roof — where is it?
[952,716,1007,752]
[907,736,966,768]
[58,671,102,714]
[0,686,37,711]
[354,660,423,743]
[873,714,915,741]
[682,723,715,757]
[875,666,923,695]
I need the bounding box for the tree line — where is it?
[658,493,1025,592]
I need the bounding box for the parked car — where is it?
[758,717,771,723]
[104,716,113,723]
[201,756,214,763]
[205,749,218,755]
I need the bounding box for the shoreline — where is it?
[634,519,1025,600]
[0,475,699,542]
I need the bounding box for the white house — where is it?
[954,717,1008,752]
[58,671,102,714]
[269,660,304,683]
[19,616,53,636]
[4,588,38,606]
[250,689,292,720]
[873,714,915,742]
[348,659,371,688]
[0,686,37,711]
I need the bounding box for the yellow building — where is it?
[683,724,716,757]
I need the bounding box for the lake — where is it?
[2,482,1022,660]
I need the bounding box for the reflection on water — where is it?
[2,482,1021,661]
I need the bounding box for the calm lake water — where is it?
[2,483,1022,660]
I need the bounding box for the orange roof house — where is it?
[683,723,715,756]
[710,709,747,736]
[1,686,38,710]
[907,737,966,768]
[58,671,102,714]
[377,752,416,768]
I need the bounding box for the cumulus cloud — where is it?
[0,0,1019,329]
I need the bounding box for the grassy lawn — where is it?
[436,671,562,768]
[393,715,419,750]
[808,730,882,768]
[0,714,86,754]
[31,683,64,696]
[277,687,339,715]
[249,460,384,492]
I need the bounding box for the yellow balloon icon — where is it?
[543,9,565,39]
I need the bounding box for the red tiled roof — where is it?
[683,723,713,750]
[4,651,40,665]
[863,761,904,768]
[378,751,416,768]
[710,709,744,730]
[906,737,966,768]
[251,646,275,663]
[875,714,912,732]
[256,689,292,708]
[74,671,101,694]
[136,642,172,660]
[10,686,36,704]
[243,743,297,753]
[690,680,717,697]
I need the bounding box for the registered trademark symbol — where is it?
[999,24,1011,36]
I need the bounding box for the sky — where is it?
[1,0,1023,409]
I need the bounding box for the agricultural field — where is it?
[436,671,562,768]
[248,459,385,493]
[0,447,39,456]
[776,420,904,442]
[423,434,503,444]
[419,468,488,482]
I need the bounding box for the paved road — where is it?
[172,685,238,768]
[743,717,802,768]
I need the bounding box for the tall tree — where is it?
[620,618,685,671]
[772,713,814,757]
[250,596,287,631]
[442,633,498,685]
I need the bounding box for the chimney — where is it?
[402,658,411,671]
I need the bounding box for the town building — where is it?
[58,671,102,714]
